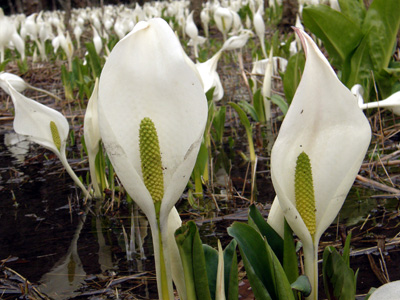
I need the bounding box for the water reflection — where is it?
[122,203,149,261]
[3,132,30,163]
[38,206,89,299]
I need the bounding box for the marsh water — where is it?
[0,129,399,299]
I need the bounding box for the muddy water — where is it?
[0,130,159,299]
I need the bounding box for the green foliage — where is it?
[175,221,238,300]
[237,3,253,21]
[283,220,299,285]
[303,0,400,99]
[175,221,211,300]
[253,89,266,123]
[211,105,226,145]
[303,5,363,67]
[203,245,219,299]
[248,204,283,262]
[17,59,28,74]
[228,222,296,300]
[0,58,10,72]
[61,64,74,100]
[224,240,239,300]
[95,142,109,195]
[231,206,312,300]
[190,140,208,199]
[265,0,283,26]
[290,275,311,296]
[228,102,255,163]
[85,42,103,78]
[283,52,305,105]
[322,233,358,300]
[270,94,288,115]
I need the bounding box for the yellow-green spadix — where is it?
[97,18,207,300]
[269,28,371,300]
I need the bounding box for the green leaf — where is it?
[239,247,272,300]
[228,102,251,131]
[267,239,296,300]
[283,219,299,284]
[238,101,259,122]
[175,221,212,300]
[322,246,356,300]
[342,32,373,90]
[223,240,238,300]
[204,244,219,300]
[248,204,284,262]
[290,275,311,296]
[302,5,363,66]
[206,86,216,101]
[228,222,277,298]
[85,42,102,78]
[193,141,209,178]
[342,232,352,267]
[283,52,305,105]
[212,106,226,145]
[338,0,366,26]
[253,89,266,123]
[363,0,400,72]
[270,94,288,115]
[175,221,197,300]
[228,102,255,163]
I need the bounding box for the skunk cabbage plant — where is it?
[5,82,91,198]
[0,72,62,101]
[97,18,207,300]
[253,5,266,58]
[270,28,371,300]
[195,50,224,101]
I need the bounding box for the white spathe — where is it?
[97,18,207,300]
[369,281,400,300]
[195,50,224,101]
[0,72,28,94]
[8,82,69,154]
[83,79,102,198]
[6,82,91,198]
[220,29,253,51]
[253,5,266,58]
[270,28,371,299]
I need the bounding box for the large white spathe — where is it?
[270,28,371,299]
[97,18,207,300]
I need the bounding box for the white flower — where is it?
[97,18,207,299]
[270,28,371,299]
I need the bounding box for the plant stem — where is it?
[59,153,92,199]
[157,213,171,300]
[27,84,63,102]
[304,239,318,300]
